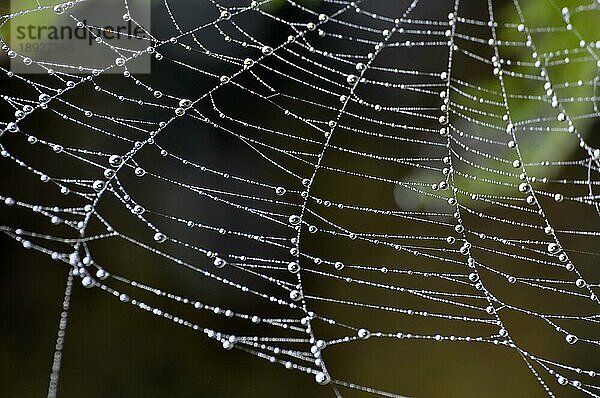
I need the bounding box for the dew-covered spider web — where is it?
[1,0,600,396]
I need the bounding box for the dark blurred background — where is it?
[1,0,599,397]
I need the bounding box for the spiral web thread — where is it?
[1,0,600,396]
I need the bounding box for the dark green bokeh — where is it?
[1,1,599,397]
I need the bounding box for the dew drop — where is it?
[108,155,123,167]
[287,261,300,273]
[153,232,167,243]
[315,372,330,385]
[214,257,227,268]
[289,289,302,301]
[357,328,371,339]
[82,276,95,288]
[346,74,358,84]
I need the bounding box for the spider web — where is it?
[1,0,600,396]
